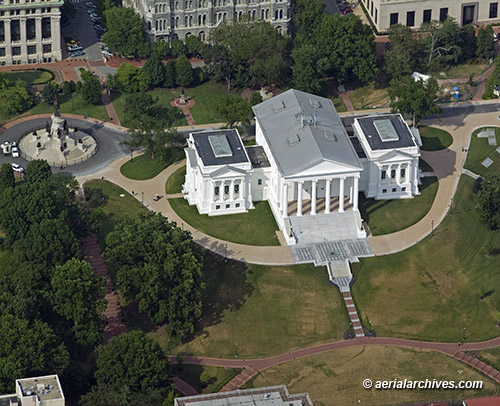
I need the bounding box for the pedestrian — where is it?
[132,190,134,195]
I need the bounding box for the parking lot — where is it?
[62,1,106,62]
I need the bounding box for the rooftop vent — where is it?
[273,100,286,113]
[324,131,338,142]
[309,98,321,108]
[288,134,301,146]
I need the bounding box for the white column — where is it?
[229,179,234,201]
[218,181,224,202]
[405,164,410,183]
[209,180,214,202]
[396,164,401,184]
[282,182,288,217]
[339,177,345,213]
[324,179,331,214]
[311,180,317,215]
[353,177,359,211]
[297,181,303,216]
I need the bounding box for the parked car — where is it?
[10,141,17,147]
[70,50,85,57]
[1,142,11,155]
[66,39,80,46]
[101,49,113,57]
[11,146,19,158]
[85,2,96,7]
[68,44,83,51]
[11,163,24,173]
[342,8,353,15]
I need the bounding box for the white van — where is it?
[1,142,11,155]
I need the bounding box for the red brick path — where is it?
[80,235,128,343]
[220,367,259,392]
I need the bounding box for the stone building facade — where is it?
[361,0,500,32]
[122,0,291,41]
[0,0,62,66]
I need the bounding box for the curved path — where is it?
[77,156,296,265]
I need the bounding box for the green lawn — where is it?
[359,177,438,236]
[419,126,453,151]
[353,176,500,342]
[444,63,488,79]
[250,346,498,405]
[465,127,500,177]
[112,81,228,127]
[349,82,390,110]
[120,149,184,180]
[332,96,347,112]
[165,165,186,194]
[0,69,53,84]
[176,365,241,394]
[153,262,349,358]
[477,347,500,371]
[169,199,280,246]
[83,180,147,248]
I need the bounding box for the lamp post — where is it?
[141,192,144,204]
[234,343,238,358]
[431,220,434,236]
[463,326,466,341]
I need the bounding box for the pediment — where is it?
[289,160,361,178]
[209,165,250,179]
[376,150,415,163]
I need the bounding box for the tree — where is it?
[175,54,193,87]
[102,7,148,57]
[0,163,15,191]
[291,44,328,94]
[62,81,73,95]
[460,24,477,62]
[0,314,69,393]
[152,40,170,57]
[250,91,262,106]
[104,213,203,336]
[80,70,102,105]
[115,63,149,93]
[164,60,176,87]
[0,82,33,115]
[477,25,495,60]
[293,0,326,47]
[476,174,500,230]
[42,81,59,105]
[95,331,171,393]
[143,52,167,88]
[50,258,106,350]
[421,18,463,69]
[199,371,210,386]
[125,123,182,160]
[385,24,419,80]
[24,159,52,184]
[185,35,202,56]
[171,38,186,56]
[123,92,156,124]
[215,95,252,129]
[79,386,122,406]
[388,76,441,125]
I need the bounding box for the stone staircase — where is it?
[342,291,365,338]
[80,235,128,343]
[220,367,260,392]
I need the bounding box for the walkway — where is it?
[80,235,128,343]
[100,86,121,125]
[169,335,500,390]
[76,156,296,265]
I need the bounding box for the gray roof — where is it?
[252,89,362,177]
[191,130,249,167]
[356,114,417,150]
[245,145,270,168]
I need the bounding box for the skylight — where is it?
[208,134,233,157]
[374,119,399,142]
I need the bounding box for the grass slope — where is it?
[156,262,349,358]
[169,199,280,246]
[175,365,241,394]
[359,177,438,236]
[353,176,500,342]
[250,346,498,406]
[419,126,454,151]
[120,149,184,180]
[465,127,500,177]
[165,165,186,194]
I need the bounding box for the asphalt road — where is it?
[0,118,130,177]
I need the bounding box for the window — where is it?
[11,20,20,41]
[27,18,36,40]
[257,179,262,185]
[402,187,407,192]
[12,46,21,55]
[43,43,51,53]
[423,9,431,23]
[390,12,398,26]
[381,170,386,180]
[392,187,397,193]
[234,184,239,194]
[27,45,36,54]
[382,189,387,194]
[225,204,230,209]
[216,205,220,210]
[214,186,219,196]
[439,7,448,22]
[391,169,396,179]
[406,11,415,26]
[0,22,4,42]
[224,185,229,195]
[42,17,51,38]
[400,168,406,179]
[0,48,5,57]
[490,3,498,19]
[375,8,377,23]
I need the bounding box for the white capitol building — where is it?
[183,89,421,267]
